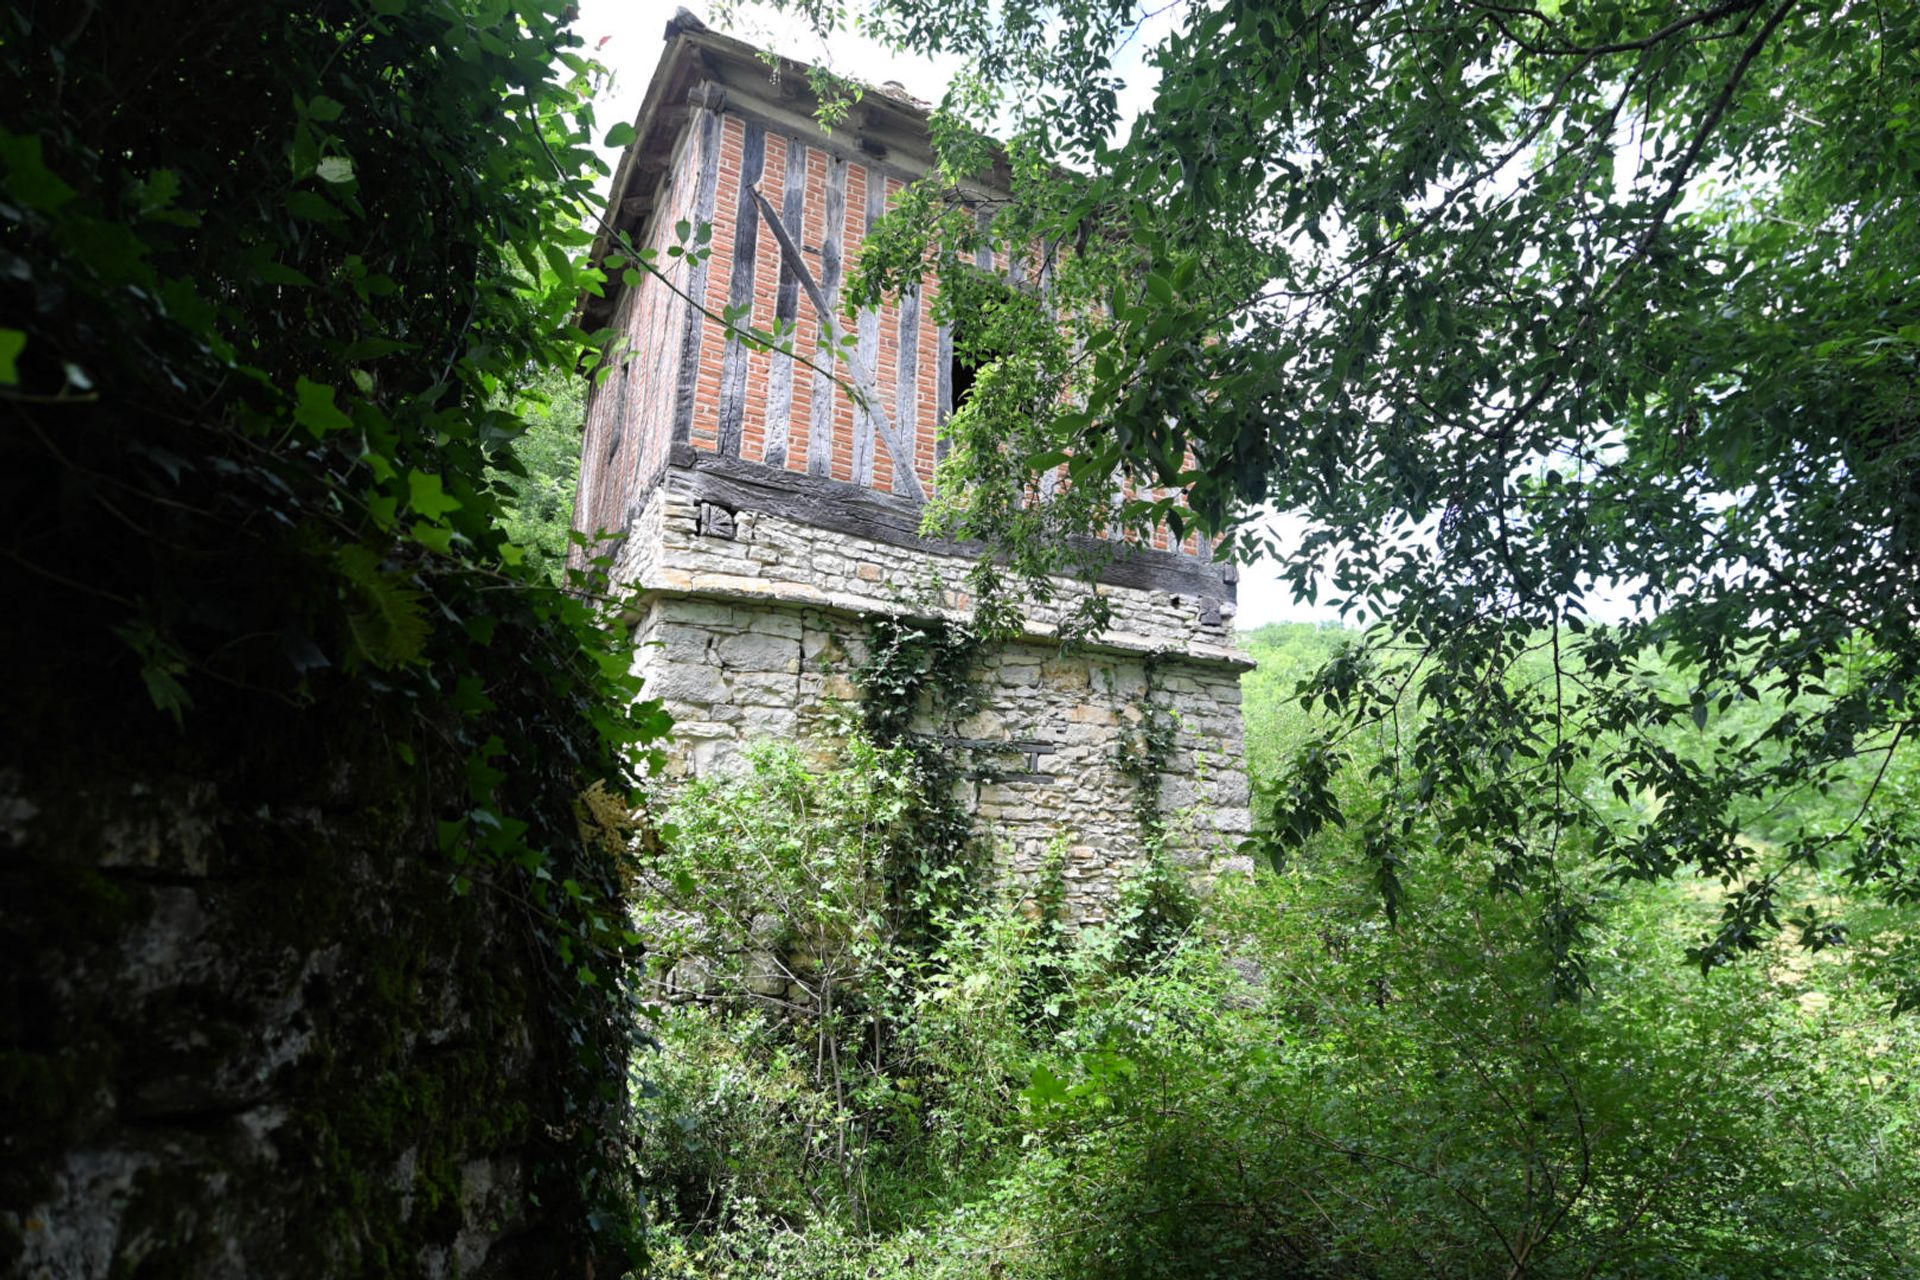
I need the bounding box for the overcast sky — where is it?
[571,0,1337,631]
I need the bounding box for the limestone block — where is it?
[1041,660,1090,691]
[717,630,800,673]
[737,703,800,736]
[653,663,729,705]
[745,950,787,997]
[730,672,800,707]
[667,599,742,627]
[754,611,805,640]
[658,627,715,662]
[814,673,859,701]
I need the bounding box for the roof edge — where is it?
[579,16,1010,333]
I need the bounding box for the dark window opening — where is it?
[945,267,1020,419]
[950,349,982,412]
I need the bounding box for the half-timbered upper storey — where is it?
[573,17,1234,608]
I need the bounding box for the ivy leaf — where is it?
[293,376,352,436]
[412,522,456,554]
[0,329,24,385]
[114,621,193,726]
[407,470,463,521]
[1025,1063,1068,1107]
[336,544,430,669]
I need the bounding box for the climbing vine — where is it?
[853,613,988,947]
[1113,654,1179,842]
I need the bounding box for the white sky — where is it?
[571,0,1335,630]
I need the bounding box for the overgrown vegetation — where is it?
[791,0,1920,1003]
[3,0,663,1266]
[623,624,1920,1276]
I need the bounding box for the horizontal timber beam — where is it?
[662,445,1235,603]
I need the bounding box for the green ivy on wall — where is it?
[853,614,987,948]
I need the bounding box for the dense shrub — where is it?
[627,642,1920,1278]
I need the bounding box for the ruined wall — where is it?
[0,706,604,1278]
[622,478,1251,920]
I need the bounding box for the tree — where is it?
[490,366,589,583]
[2,1,663,1266]
[791,0,1920,1004]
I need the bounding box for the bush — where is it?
[628,731,1919,1278]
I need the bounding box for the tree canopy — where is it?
[804,0,1920,1003]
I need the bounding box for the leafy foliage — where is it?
[633,740,1042,1234]
[853,614,991,945]
[774,0,1920,994]
[2,0,666,1259]
[487,365,589,583]
[627,666,1920,1277]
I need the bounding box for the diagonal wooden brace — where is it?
[749,184,925,502]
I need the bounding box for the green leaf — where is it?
[412,522,455,554]
[336,544,430,668]
[343,337,413,360]
[0,329,24,385]
[114,622,193,726]
[286,189,343,222]
[604,122,636,147]
[293,376,352,436]
[307,95,346,122]
[1025,1063,1068,1107]
[407,470,463,521]
[255,261,315,287]
[0,129,78,212]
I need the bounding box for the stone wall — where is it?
[622,477,1252,920]
[0,709,609,1278]
[618,477,1242,662]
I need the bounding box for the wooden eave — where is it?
[579,16,1014,333]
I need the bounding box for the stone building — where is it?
[574,18,1251,918]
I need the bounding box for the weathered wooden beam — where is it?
[662,447,1230,601]
[852,176,884,486]
[671,96,724,445]
[763,137,808,469]
[806,156,846,477]
[895,284,921,494]
[716,122,767,457]
[935,320,953,469]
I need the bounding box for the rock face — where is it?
[0,715,593,1277]
[621,477,1254,921]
